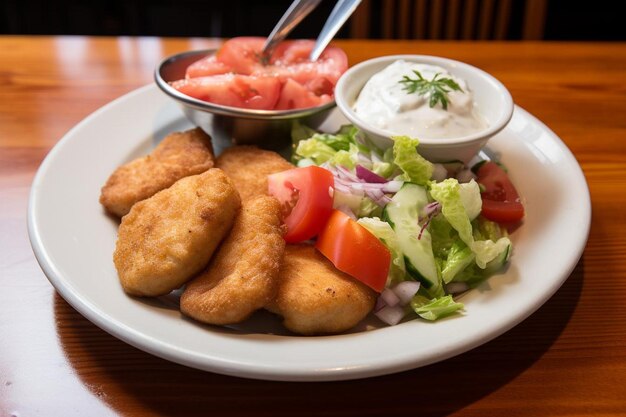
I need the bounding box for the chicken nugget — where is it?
[101,127,215,217]
[215,146,293,202]
[271,244,377,335]
[180,195,285,325]
[114,168,241,297]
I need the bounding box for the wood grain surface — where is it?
[1,36,625,417]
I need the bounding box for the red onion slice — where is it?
[392,281,421,305]
[422,202,441,217]
[380,288,400,307]
[336,165,360,182]
[335,204,357,220]
[356,164,387,183]
[374,295,387,312]
[334,183,351,194]
[366,187,384,200]
[357,152,371,164]
[375,305,405,326]
[364,189,391,207]
[382,180,403,193]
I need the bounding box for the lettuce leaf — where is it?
[330,143,360,169]
[429,178,511,268]
[391,136,433,185]
[459,180,482,221]
[294,138,336,165]
[291,122,358,164]
[358,198,383,218]
[451,245,510,285]
[371,147,396,178]
[473,216,509,241]
[441,240,475,284]
[410,294,464,321]
[428,215,457,259]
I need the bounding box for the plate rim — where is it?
[27,84,591,381]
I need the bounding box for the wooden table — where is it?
[1,36,625,416]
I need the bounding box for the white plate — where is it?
[28,85,590,381]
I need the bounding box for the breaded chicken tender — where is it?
[270,244,377,335]
[215,146,293,202]
[114,169,241,297]
[180,196,285,325]
[101,127,215,217]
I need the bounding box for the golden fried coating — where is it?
[215,146,293,202]
[270,244,377,335]
[100,127,215,217]
[114,169,241,297]
[180,196,285,325]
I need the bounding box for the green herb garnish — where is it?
[398,70,463,110]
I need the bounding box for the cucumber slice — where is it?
[383,183,441,294]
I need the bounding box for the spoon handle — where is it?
[262,0,323,62]
[309,0,362,61]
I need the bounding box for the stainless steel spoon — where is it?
[309,0,362,61]
[261,0,323,63]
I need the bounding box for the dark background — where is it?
[1,0,624,40]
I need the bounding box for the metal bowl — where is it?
[155,49,336,151]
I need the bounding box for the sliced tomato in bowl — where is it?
[474,161,525,223]
[215,37,266,74]
[274,79,331,110]
[172,37,347,110]
[316,210,391,292]
[185,55,233,78]
[267,166,334,243]
[171,74,281,110]
[269,40,348,85]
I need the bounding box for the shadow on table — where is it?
[54,260,584,417]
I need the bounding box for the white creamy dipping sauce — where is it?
[353,60,488,139]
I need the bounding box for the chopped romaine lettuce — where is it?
[391,136,433,185]
[330,143,359,169]
[410,294,464,321]
[428,214,457,259]
[291,122,359,165]
[294,138,336,165]
[371,147,396,178]
[441,240,475,284]
[473,216,509,242]
[359,197,383,218]
[429,178,511,268]
[459,180,482,221]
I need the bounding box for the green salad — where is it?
[290,122,517,324]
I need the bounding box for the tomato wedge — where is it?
[270,40,348,85]
[267,166,334,243]
[215,37,266,74]
[475,161,525,223]
[171,74,281,110]
[274,79,331,110]
[185,54,233,78]
[316,210,391,292]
